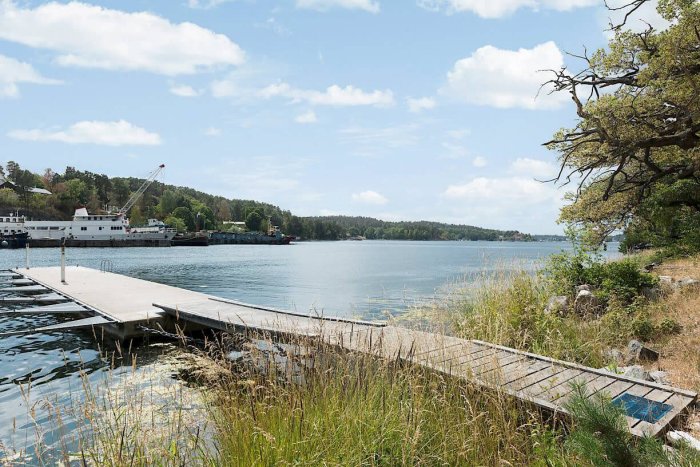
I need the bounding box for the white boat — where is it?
[11,208,176,243]
[0,213,26,237]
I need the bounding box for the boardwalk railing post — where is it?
[25,243,29,270]
[60,238,66,284]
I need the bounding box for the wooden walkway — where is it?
[3,266,697,437]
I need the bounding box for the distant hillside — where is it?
[308,216,531,241]
[0,161,531,241]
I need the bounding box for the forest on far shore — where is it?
[0,162,532,241]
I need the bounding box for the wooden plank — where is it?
[635,393,696,437]
[507,364,567,393]
[593,380,635,400]
[475,352,529,377]
[0,303,87,314]
[0,315,111,336]
[0,285,49,294]
[473,339,697,399]
[617,384,654,434]
[537,371,599,402]
[553,375,617,406]
[479,359,551,386]
[522,368,583,398]
[0,293,70,304]
[466,350,525,373]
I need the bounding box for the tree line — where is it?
[0,163,532,241]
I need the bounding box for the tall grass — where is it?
[206,339,566,465]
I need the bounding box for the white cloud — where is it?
[260,82,394,107]
[169,84,200,97]
[0,54,60,98]
[204,127,221,136]
[295,110,318,124]
[510,157,558,178]
[443,177,556,204]
[417,0,597,18]
[472,156,487,167]
[0,1,244,75]
[352,190,388,205]
[407,96,436,113]
[8,120,161,146]
[442,41,566,110]
[296,0,380,13]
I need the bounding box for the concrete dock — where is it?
[2,266,697,438]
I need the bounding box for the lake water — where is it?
[0,240,619,460]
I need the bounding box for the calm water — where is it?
[0,240,619,459]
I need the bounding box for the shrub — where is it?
[545,252,657,307]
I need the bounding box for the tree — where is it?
[157,189,178,217]
[546,0,700,245]
[245,211,263,231]
[165,215,187,233]
[215,199,231,221]
[171,206,195,231]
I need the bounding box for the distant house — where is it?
[0,174,52,195]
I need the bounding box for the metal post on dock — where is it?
[25,243,29,270]
[60,238,66,284]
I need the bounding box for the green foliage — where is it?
[244,210,263,231]
[164,215,187,233]
[564,384,669,466]
[545,251,657,305]
[171,206,195,231]
[548,0,700,251]
[210,347,567,465]
[0,188,19,207]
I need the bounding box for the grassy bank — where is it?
[4,252,700,466]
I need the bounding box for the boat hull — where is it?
[28,238,172,248]
[171,235,209,247]
[209,231,294,245]
[0,233,29,249]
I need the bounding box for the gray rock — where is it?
[574,289,598,315]
[667,431,700,452]
[545,295,570,315]
[627,339,660,362]
[621,365,648,380]
[648,370,669,385]
[659,275,673,285]
[576,284,591,293]
[676,277,699,289]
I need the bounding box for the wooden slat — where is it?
[472,339,697,399]
[618,384,654,433]
[522,368,583,398]
[594,380,635,400]
[537,371,599,402]
[508,364,566,392]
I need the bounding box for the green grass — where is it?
[207,343,566,466]
[6,251,699,466]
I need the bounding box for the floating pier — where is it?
[2,266,696,438]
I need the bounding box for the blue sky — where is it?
[0,0,667,233]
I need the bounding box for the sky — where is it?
[0,0,668,234]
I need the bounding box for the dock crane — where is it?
[117,164,165,216]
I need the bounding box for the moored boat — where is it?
[209,225,294,245]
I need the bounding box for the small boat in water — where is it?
[171,233,210,246]
[209,225,294,245]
